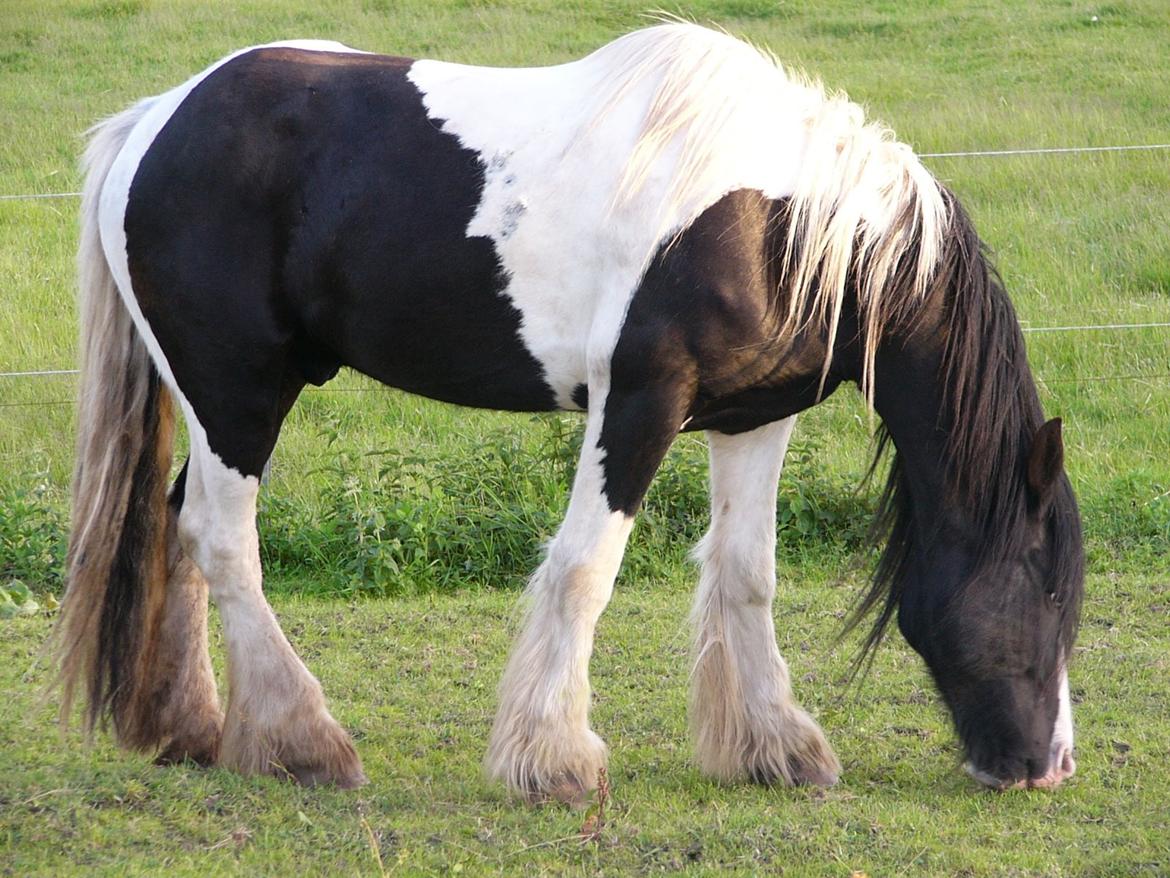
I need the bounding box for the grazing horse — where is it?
[55,23,1083,801]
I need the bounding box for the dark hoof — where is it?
[287,761,369,790]
[788,759,840,788]
[747,754,839,788]
[156,739,220,768]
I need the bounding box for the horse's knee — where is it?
[177,502,258,595]
[548,559,613,617]
[696,531,776,607]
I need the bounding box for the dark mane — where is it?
[845,189,1084,672]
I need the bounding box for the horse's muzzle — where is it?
[965,739,1076,791]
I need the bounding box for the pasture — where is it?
[1,0,1168,874]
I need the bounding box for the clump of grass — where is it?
[258,417,580,597]
[0,474,68,594]
[0,413,874,602]
[259,415,876,597]
[3,416,1166,603]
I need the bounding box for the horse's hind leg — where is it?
[151,464,223,766]
[690,417,840,786]
[176,389,365,788]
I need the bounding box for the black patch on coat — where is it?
[570,383,589,410]
[125,47,555,475]
[597,190,846,516]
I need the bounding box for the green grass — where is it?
[3,584,1169,875]
[1,0,1168,874]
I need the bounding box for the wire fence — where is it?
[2,141,1167,400]
[5,362,1170,407]
[0,191,82,201]
[2,317,1167,396]
[6,376,1170,409]
[918,142,1170,158]
[2,320,1168,381]
[3,320,1169,382]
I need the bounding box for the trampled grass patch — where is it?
[1,0,1168,875]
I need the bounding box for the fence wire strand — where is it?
[5,371,1170,408]
[920,143,1170,158]
[0,191,82,201]
[2,321,1167,382]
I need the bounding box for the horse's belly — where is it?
[319,277,581,414]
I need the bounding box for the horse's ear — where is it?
[1027,417,1064,508]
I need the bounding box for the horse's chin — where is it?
[964,744,1076,791]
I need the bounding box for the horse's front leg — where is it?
[486,379,684,804]
[690,418,840,786]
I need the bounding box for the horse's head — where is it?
[895,418,1084,790]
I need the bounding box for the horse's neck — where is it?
[870,334,968,546]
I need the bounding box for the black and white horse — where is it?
[55,23,1083,800]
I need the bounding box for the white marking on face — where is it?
[1048,665,1076,777]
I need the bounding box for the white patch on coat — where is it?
[409,23,944,409]
[408,28,795,409]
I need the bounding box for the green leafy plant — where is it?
[0,580,41,617]
[0,475,68,594]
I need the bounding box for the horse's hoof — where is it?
[287,760,369,789]
[744,727,841,788]
[220,709,368,789]
[485,720,608,806]
[276,732,368,789]
[785,754,840,787]
[522,773,593,808]
[748,757,838,788]
[155,738,220,768]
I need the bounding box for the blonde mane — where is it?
[591,22,948,406]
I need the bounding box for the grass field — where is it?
[1,0,1168,875]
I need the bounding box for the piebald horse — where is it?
[55,23,1083,801]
